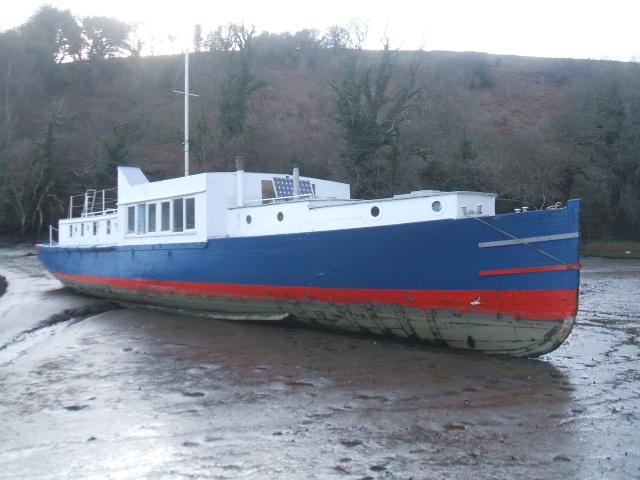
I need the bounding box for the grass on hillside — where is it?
[581,240,640,259]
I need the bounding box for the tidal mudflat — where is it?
[0,248,638,479]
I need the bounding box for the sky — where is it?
[1,0,638,61]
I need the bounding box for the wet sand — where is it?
[0,249,639,479]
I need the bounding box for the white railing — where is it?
[48,225,58,245]
[68,188,118,219]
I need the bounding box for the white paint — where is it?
[236,169,244,207]
[55,166,496,247]
[478,232,580,248]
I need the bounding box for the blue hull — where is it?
[38,200,581,357]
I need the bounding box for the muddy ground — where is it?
[0,248,638,479]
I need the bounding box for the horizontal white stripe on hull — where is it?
[478,232,579,248]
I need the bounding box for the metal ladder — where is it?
[83,189,97,216]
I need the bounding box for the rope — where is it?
[472,216,580,270]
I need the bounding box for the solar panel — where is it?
[273,177,313,198]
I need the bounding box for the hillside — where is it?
[1,15,639,240]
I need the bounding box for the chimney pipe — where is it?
[236,156,245,207]
[292,164,300,198]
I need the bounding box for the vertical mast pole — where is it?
[184,51,189,177]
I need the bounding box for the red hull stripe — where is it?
[479,263,581,277]
[53,272,578,322]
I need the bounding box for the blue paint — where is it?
[39,200,580,292]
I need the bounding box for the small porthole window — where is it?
[432,201,442,212]
[371,206,380,217]
[277,212,284,222]
[246,215,252,224]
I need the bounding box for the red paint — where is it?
[479,263,581,277]
[53,272,578,321]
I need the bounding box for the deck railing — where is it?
[48,225,58,245]
[68,188,118,219]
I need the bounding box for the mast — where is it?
[174,52,199,176]
[184,51,189,177]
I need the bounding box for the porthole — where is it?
[370,206,380,217]
[246,215,252,224]
[277,212,284,222]
[432,201,442,212]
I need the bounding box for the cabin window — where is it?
[81,223,85,236]
[277,212,284,222]
[148,203,157,233]
[69,225,73,238]
[185,198,195,230]
[127,206,135,234]
[432,201,442,212]
[93,222,98,236]
[137,204,146,234]
[106,220,111,235]
[173,198,183,232]
[371,206,380,217]
[246,215,252,224]
[161,202,170,231]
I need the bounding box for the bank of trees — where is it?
[1,6,639,240]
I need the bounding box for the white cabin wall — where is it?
[308,178,350,199]
[119,172,207,204]
[58,214,119,246]
[56,166,493,248]
[225,192,495,238]
[205,173,236,238]
[117,170,209,246]
[225,194,449,238]
[119,192,207,246]
[239,172,351,204]
[205,172,351,238]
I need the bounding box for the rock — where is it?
[340,439,363,448]
[444,423,466,431]
[182,391,205,397]
[285,380,314,387]
[357,394,388,401]
[553,455,571,462]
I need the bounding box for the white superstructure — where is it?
[53,164,496,247]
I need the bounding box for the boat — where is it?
[37,54,581,357]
